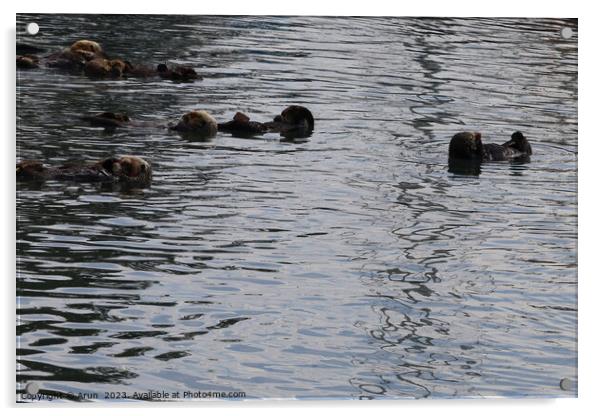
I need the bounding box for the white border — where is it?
[3,1,599,415]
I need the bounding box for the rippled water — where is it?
[16,15,577,401]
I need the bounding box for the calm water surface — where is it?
[16,15,577,400]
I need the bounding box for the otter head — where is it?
[70,40,103,56]
[100,155,151,184]
[16,55,39,69]
[280,105,315,131]
[16,160,46,180]
[172,110,218,138]
[504,131,532,155]
[449,132,484,160]
[156,63,169,74]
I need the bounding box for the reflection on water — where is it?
[16,15,577,400]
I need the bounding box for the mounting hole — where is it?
[559,377,573,391]
[25,382,39,395]
[560,27,573,39]
[26,22,39,36]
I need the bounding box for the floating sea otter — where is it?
[16,155,152,186]
[81,112,132,128]
[23,40,199,81]
[449,131,532,161]
[16,55,39,69]
[448,131,532,174]
[265,105,315,139]
[218,105,315,139]
[157,63,200,81]
[45,39,106,71]
[169,110,218,139]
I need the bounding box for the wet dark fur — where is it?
[157,63,199,81]
[218,106,314,139]
[81,112,131,128]
[217,112,268,137]
[263,105,315,138]
[449,131,531,162]
[17,156,151,186]
[16,55,39,69]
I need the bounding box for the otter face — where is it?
[504,131,532,155]
[281,105,315,131]
[100,156,152,184]
[449,132,484,160]
[173,111,218,138]
[16,160,46,180]
[70,40,103,56]
[16,55,39,69]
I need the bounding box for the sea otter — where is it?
[16,55,39,69]
[81,112,131,128]
[16,155,151,185]
[264,105,314,139]
[46,40,106,71]
[169,110,218,138]
[448,131,532,162]
[217,106,314,139]
[157,63,199,81]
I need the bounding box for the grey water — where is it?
[16,15,577,401]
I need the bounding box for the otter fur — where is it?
[170,110,218,138]
[17,155,151,185]
[263,105,315,138]
[16,55,39,69]
[217,112,268,137]
[157,63,199,81]
[449,131,532,162]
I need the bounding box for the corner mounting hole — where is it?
[26,23,39,36]
[560,27,573,39]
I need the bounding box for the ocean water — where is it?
[16,15,577,401]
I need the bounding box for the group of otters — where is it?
[16,40,533,187]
